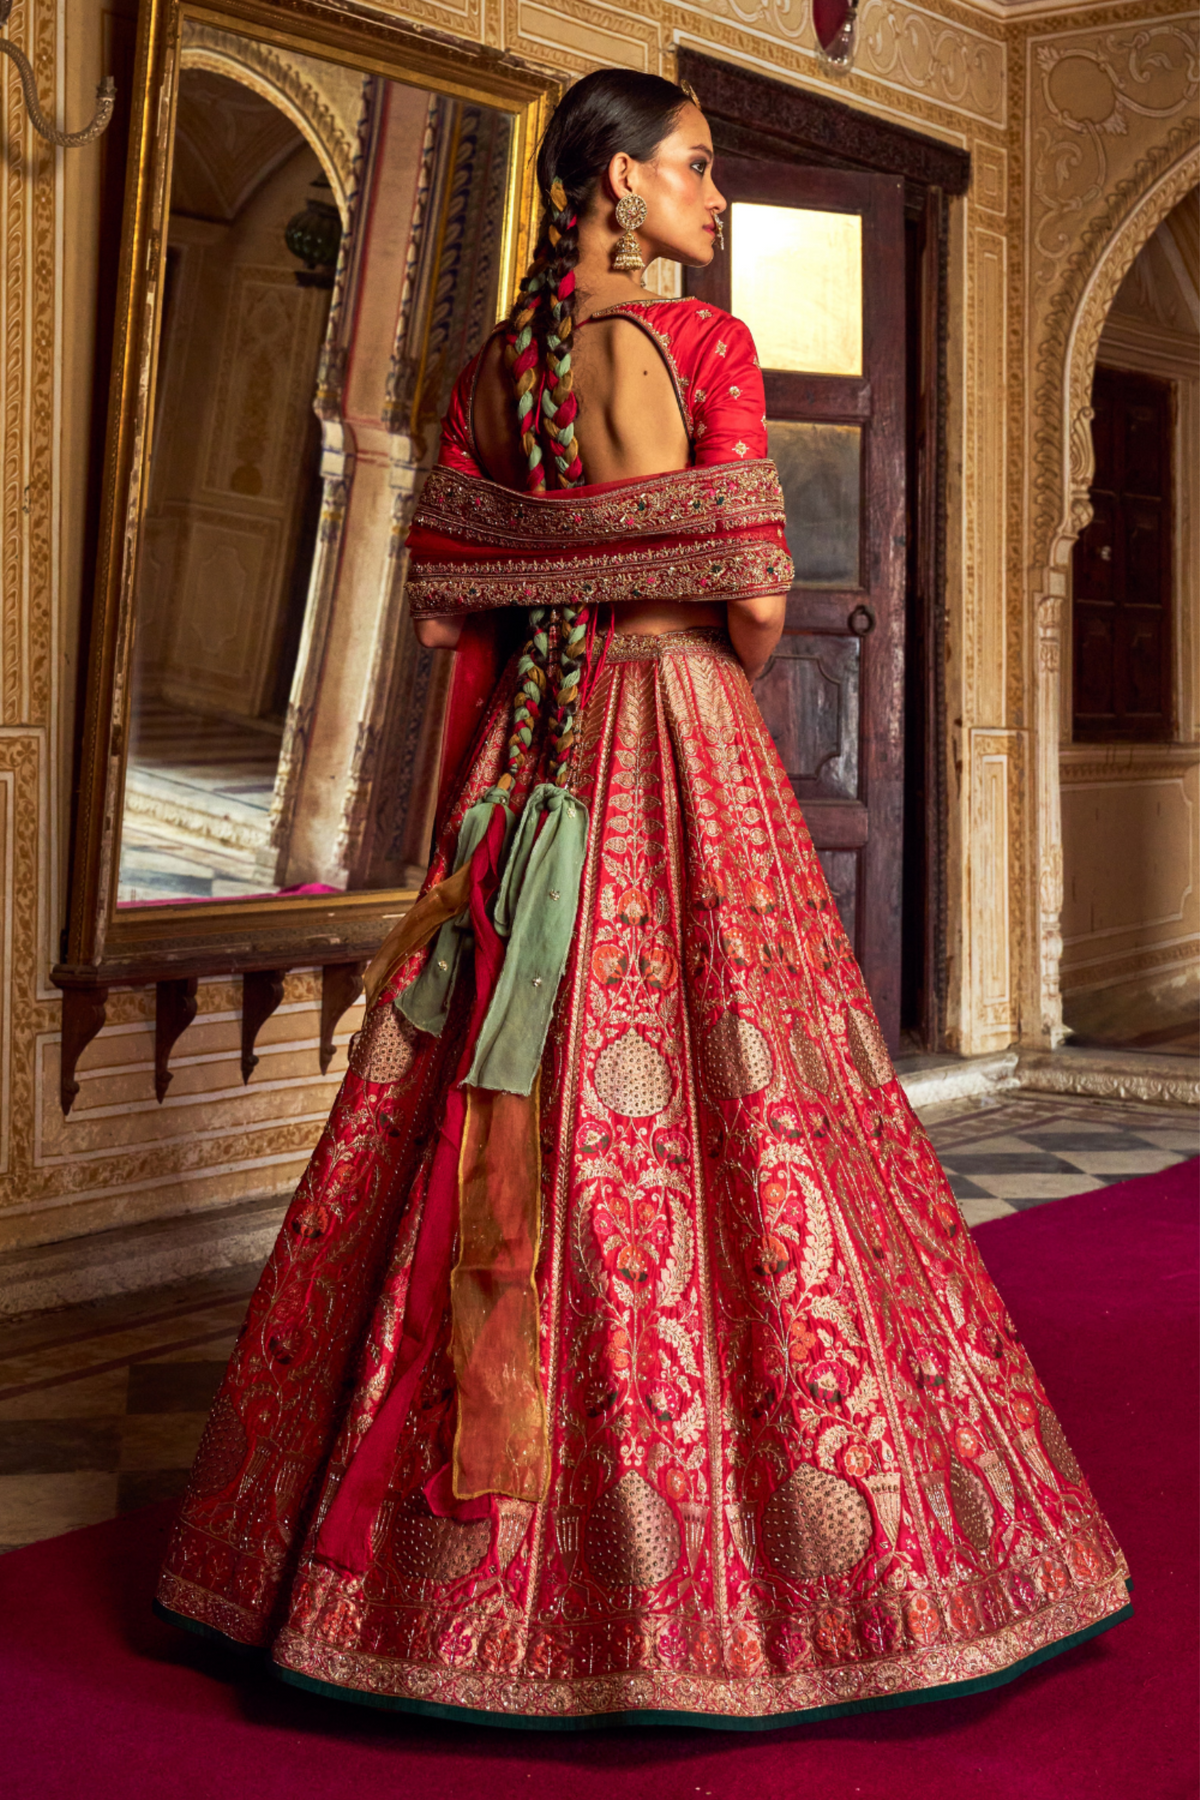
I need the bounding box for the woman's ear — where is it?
[604,151,634,204]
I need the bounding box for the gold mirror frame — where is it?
[54,0,558,1112]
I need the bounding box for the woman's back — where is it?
[472,314,691,492]
[471,311,713,636]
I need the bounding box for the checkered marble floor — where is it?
[919,1091,1198,1227]
[0,1092,1195,1556]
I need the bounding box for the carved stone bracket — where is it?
[241,969,288,1084]
[53,954,371,1114]
[59,984,111,1117]
[155,977,199,1102]
[320,960,365,1074]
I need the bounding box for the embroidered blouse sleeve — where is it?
[689,315,768,467]
[435,348,485,476]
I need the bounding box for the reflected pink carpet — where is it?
[1,1159,1195,1800]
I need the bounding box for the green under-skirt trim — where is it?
[154,1585,1132,1734]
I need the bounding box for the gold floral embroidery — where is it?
[760,1465,874,1580]
[408,543,792,618]
[846,1007,895,1088]
[347,1004,420,1086]
[1037,1404,1083,1484]
[593,1030,673,1118]
[410,460,788,548]
[702,1012,774,1099]
[390,1501,492,1585]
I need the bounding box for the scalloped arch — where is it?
[1058,148,1199,567]
[178,34,356,225]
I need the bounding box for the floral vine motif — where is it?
[682,0,1005,125]
[857,0,1005,126]
[1032,24,1198,267]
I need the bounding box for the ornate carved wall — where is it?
[0,0,1194,1274]
[1015,3,1198,1045]
[1058,197,1199,1041]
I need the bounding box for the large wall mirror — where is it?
[56,0,555,1110]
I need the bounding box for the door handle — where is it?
[848,604,875,636]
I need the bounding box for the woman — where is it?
[157,70,1130,1728]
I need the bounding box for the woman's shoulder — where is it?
[598,295,746,334]
[592,298,757,389]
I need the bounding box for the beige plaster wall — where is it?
[1060,750,1198,1036]
[0,0,1194,1265]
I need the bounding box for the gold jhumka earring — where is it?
[613,193,647,272]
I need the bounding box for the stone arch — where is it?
[1058,149,1199,572]
[1030,140,1200,1046]
[179,24,362,223]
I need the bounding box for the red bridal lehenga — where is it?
[157,298,1130,1728]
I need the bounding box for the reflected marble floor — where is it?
[118,701,282,903]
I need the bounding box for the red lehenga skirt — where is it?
[157,627,1130,1727]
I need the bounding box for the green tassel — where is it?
[464,784,589,1095]
[396,789,514,1038]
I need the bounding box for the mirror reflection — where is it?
[118,24,515,906]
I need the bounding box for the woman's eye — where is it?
[691,161,708,175]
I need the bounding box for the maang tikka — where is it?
[613,193,647,272]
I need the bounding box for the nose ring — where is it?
[713,215,725,251]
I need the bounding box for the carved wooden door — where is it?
[689,160,907,1050]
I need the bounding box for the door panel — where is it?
[768,421,862,587]
[1072,366,1173,739]
[689,159,907,1048]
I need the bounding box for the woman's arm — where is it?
[413,615,463,650]
[727,592,785,681]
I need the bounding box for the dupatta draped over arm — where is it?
[404,301,793,620]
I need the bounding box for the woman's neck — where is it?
[572,222,655,321]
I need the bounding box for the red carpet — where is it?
[1,1159,1196,1800]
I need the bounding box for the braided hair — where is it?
[499,70,695,792]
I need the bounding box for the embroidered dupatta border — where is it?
[405,540,793,617]
[410,460,787,549]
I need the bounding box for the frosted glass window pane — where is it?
[731,204,862,376]
[768,420,860,587]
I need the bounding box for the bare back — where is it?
[472,316,723,636]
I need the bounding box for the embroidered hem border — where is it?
[273,1598,1132,1731]
[156,1568,1130,1722]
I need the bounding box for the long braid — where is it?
[499,177,591,794]
[503,272,547,493]
[540,180,585,487]
[493,607,549,800]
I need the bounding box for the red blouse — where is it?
[436,297,769,481]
